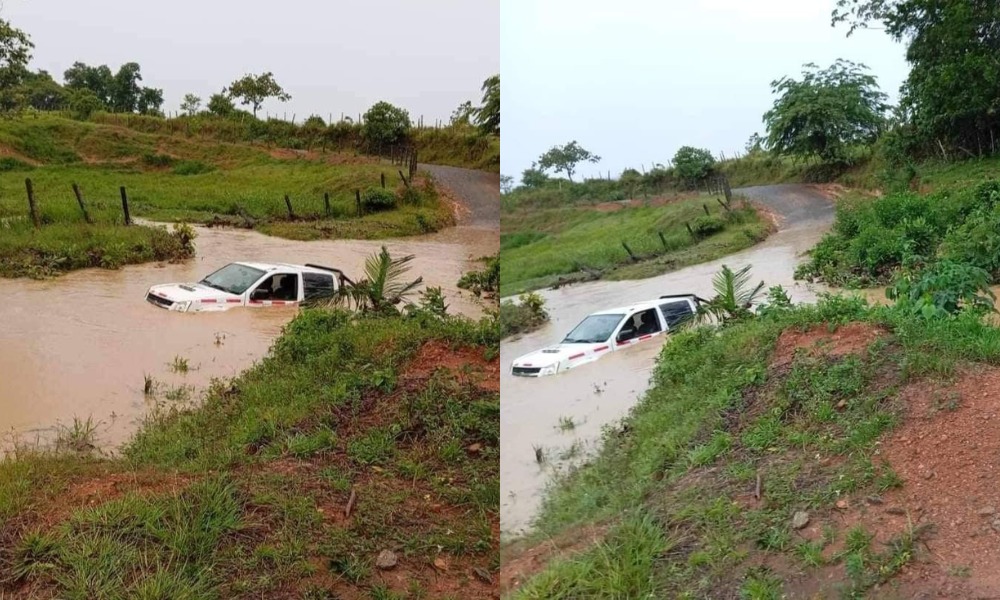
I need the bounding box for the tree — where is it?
[763,60,888,163]
[207,92,235,117]
[0,18,33,112]
[619,168,643,198]
[110,62,142,112]
[697,265,766,326]
[672,146,716,185]
[500,174,514,194]
[450,100,475,126]
[301,115,326,148]
[20,70,67,111]
[361,101,411,147]
[330,246,423,314]
[475,74,499,135]
[521,163,549,188]
[833,1,1000,158]
[180,93,201,115]
[63,62,113,105]
[537,141,600,182]
[226,72,290,118]
[137,87,164,115]
[68,89,103,121]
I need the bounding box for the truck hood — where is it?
[511,341,612,374]
[147,283,239,304]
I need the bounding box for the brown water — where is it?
[500,219,833,540]
[0,224,497,451]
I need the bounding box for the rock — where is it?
[433,557,449,571]
[792,511,810,530]
[992,520,1000,533]
[835,499,849,510]
[473,567,493,584]
[376,550,398,570]
[886,507,906,515]
[978,506,996,517]
[922,470,935,480]
[866,495,884,505]
[836,399,847,409]
[467,443,483,454]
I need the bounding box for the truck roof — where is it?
[233,262,333,274]
[591,294,701,316]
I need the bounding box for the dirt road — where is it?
[421,164,500,227]
[500,184,836,540]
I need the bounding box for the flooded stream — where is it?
[0,223,497,451]
[500,185,836,540]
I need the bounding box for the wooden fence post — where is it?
[284,194,295,219]
[381,172,386,189]
[324,192,331,217]
[622,241,637,262]
[119,186,131,225]
[72,183,93,224]
[398,170,409,188]
[25,178,39,228]
[355,189,362,217]
[658,231,668,251]
[723,177,733,204]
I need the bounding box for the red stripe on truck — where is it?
[594,345,609,352]
[568,353,585,360]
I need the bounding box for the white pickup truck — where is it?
[145,262,351,312]
[510,294,704,377]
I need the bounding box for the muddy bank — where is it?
[0,223,497,451]
[500,184,835,540]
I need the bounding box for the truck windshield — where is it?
[199,263,266,295]
[562,314,624,344]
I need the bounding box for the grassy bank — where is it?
[505,293,1000,597]
[0,115,456,277]
[500,192,771,296]
[0,307,500,599]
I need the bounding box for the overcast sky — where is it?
[502,0,909,181]
[4,0,498,124]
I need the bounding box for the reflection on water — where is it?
[500,215,833,540]
[0,224,497,451]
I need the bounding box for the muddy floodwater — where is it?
[500,185,836,540]
[0,223,497,451]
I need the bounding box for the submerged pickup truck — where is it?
[510,294,704,377]
[145,262,351,312]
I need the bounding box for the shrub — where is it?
[886,260,995,319]
[173,160,215,175]
[142,153,175,168]
[499,292,549,338]
[691,215,726,237]
[672,146,715,186]
[0,157,33,171]
[457,255,499,298]
[361,187,396,212]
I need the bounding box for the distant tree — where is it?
[301,114,326,148]
[763,60,888,163]
[672,146,715,186]
[475,74,499,135]
[537,141,600,182]
[450,100,475,126]
[361,101,411,147]
[207,92,235,117]
[20,70,66,111]
[500,174,514,194]
[68,88,103,120]
[137,87,164,115]
[745,132,764,154]
[63,62,113,105]
[0,18,33,112]
[180,93,201,115]
[110,62,142,112]
[619,168,643,198]
[521,163,548,188]
[226,72,290,118]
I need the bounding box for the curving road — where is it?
[421,164,500,228]
[500,184,837,540]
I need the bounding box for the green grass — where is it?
[0,308,500,597]
[509,294,1000,597]
[500,195,770,296]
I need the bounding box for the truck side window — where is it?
[617,308,662,342]
[303,273,336,301]
[659,301,694,328]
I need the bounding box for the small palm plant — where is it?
[329,245,423,314]
[697,264,766,326]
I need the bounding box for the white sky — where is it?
[4,0,499,124]
[501,0,909,181]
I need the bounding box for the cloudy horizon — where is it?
[502,0,909,182]
[4,0,498,125]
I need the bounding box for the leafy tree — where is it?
[619,168,643,198]
[20,70,67,111]
[110,62,142,112]
[475,74,499,135]
[361,101,411,147]
[226,72,290,118]
[671,146,715,186]
[63,62,113,105]
[521,163,549,188]
[207,92,235,117]
[137,87,164,115]
[763,60,888,163]
[68,88,103,120]
[537,141,600,182]
[180,93,201,115]
[500,174,514,194]
[0,18,33,112]
[450,100,475,126]
[833,1,1000,158]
